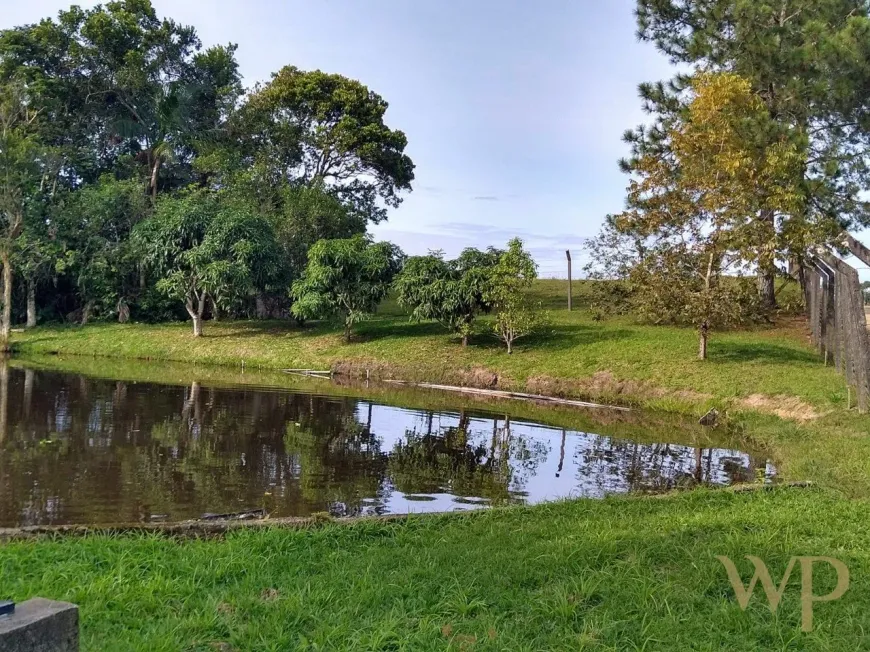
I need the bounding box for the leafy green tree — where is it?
[0,0,241,197]
[0,11,94,191]
[631,245,762,360]
[237,66,415,224]
[0,82,42,347]
[394,248,499,346]
[609,73,801,358]
[632,0,870,308]
[136,192,281,336]
[275,185,367,281]
[0,2,413,326]
[291,235,403,341]
[486,238,542,354]
[248,184,367,318]
[54,177,149,323]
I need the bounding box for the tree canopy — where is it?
[230,65,415,225]
[602,73,803,357]
[394,247,500,346]
[135,191,280,336]
[0,0,414,333]
[629,0,870,307]
[291,235,403,341]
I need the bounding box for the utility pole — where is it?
[566,250,572,311]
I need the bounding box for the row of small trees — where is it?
[290,236,544,353]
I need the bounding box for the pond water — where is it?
[0,363,775,527]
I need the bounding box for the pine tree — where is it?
[629,0,870,309]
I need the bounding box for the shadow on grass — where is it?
[201,320,303,338]
[456,323,635,353]
[11,335,59,348]
[526,323,633,350]
[353,320,450,341]
[710,342,822,364]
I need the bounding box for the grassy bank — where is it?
[11,281,840,414]
[13,280,870,495]
[1,488,867,650]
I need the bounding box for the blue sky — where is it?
[6,1,675,277]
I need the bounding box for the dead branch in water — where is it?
[282,369,332,378]
[382,380,630,412]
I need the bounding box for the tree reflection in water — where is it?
[574,437,769,496]
[0,364,774,527]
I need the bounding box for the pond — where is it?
[0,362,775,527]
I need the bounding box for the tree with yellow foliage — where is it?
[608,72,805,359]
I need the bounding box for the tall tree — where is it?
[0,0,241,196]
[632,0,870,308]
[237,66,415,224]
[0,82,41,348]
[612,73,803,357]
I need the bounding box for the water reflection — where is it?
[0,364,774,527]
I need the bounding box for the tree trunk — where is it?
[186,291,207,337]
[757,210,777,310]
[117,298,130,324]
[461,334,468,347]
[344,319,352,342]
[758,267,776,310]
[698,321,709,360]
[81,300,94,325]
[0,253,11,350]
[256,295,268,319]
[150,156,162,200]
[26,279,37,328]
[506,338,513,355]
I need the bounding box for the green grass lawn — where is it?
[11,281,839,414]
[7,280,870,649]
[2,488,868,651]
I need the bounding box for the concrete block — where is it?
[0,598,78,651]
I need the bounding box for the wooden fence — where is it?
[794,234,870,412]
